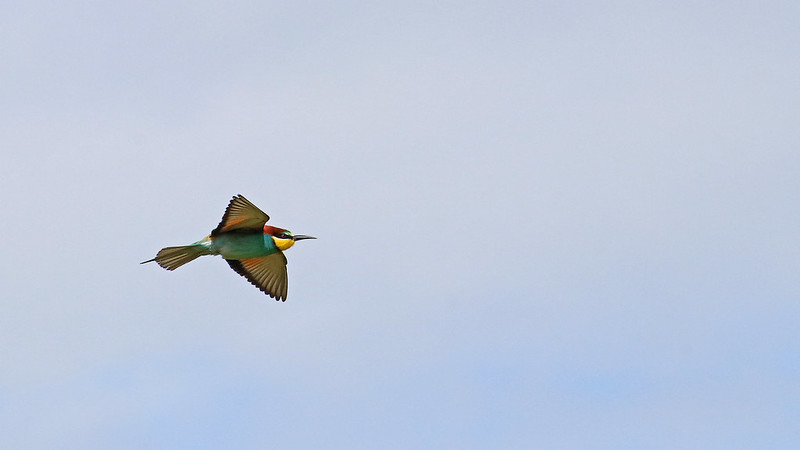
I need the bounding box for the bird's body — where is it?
[141,195,315,301]
[205,231,280,259]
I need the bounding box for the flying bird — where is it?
[141,194,315,301]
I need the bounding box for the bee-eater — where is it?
[141,194,315,301]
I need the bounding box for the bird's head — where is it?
[264,225,316,251]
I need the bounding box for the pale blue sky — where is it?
[2,1,799,448]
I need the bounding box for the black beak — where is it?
[293,235,317,241]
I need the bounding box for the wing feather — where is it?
[212,195,270,235]
[226,253,288,301]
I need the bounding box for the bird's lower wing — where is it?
[226,252,288,301]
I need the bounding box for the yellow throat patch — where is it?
[272,236,295,251]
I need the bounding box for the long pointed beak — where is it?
[293,235,317,241]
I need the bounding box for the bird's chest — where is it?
[211,233,277,259]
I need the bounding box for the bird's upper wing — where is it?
[212,194,270,235]
[226,252,289,301]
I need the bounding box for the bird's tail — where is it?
[140,244,210,270]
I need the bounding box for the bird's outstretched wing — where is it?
[226,253,289,301]
[212,194,270,235]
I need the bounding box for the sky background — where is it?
[2,1,799,448]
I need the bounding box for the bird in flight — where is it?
[141,194,315,301]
